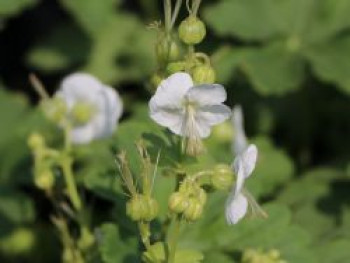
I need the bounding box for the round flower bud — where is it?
[71,102,95,125]
[126,194,147,221]
[168,192,188,213]
[197,187,207,206]
[211,164,234,190]
[34,169,55,190]
[183,199,203,222]
[166,61,186,75]
[156,35,180,63]
[143,197,159,221]
[27,133,45,150]
[178,16,206,45]
[192,64,216,84]
[126,195,158,222]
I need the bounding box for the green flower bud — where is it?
[71,102,95,125]
[178,16,206,45]
[183,199,203,222]
[211,164,234,190]
[41,97,67,123]
[156,34,180,63]
[126,194,146,221]
[197,187,207,205]
[27,133,45,150]
[126,195,158,221]
[166,61,186,75]
[192,64,216,84]
[143,197,159,221]
[168,192,188,213]
[34,169,55,190]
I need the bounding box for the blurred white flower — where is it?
[232,105,248,155]
[225,106,267,225]
[56,73,123,144]
[149,72,231,155]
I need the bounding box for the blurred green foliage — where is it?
[0,0,349,262]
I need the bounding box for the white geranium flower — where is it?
[149,72,231,156]
[56,73,123,144]
[225,106,267,225]
[232,105,248,155]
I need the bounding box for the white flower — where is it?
[225,106,267,225]
[56,73,123,144]
[149,72,231,155]
[232,105,248,155]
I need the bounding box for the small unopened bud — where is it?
[169,192,188,213]
[126,195,158,222]
[183,199,203,222]
[178,16,206,45]
[211,164,234,190]
[156,34,180,64]
[197,187,207,205]
[144,197,159,221]
[71,102,95,125]
[28,133,45,150]
[166,61,186,74]
[192,64,216,84]
[34,169,55,190]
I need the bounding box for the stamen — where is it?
[182,100,204,156]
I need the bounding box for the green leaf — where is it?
[278,168,347,241]
[204,0,283,41]
[305,36,350,95]
[0,0,37,17]
[27,25,90,72]
[180,200,316,263]
[142,242,203,263]
[316,239,350,263]
[59,0,121,36]
[249,136,294,197]
[0,189,35,227]
[98,223,138,263]
[241,44,305,96]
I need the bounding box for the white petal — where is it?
[233,158,246,197]
[225,192,248,225]
[92,86,123,138]
[70,124,95,144]
[241,144,258,178]
[150,72,193,109]
[150,106,184,135]
[186,84,227,106]
[196,104,231,126]
[232,105,248,155]
[58,73,103,109]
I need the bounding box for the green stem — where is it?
[164,0,172,33]
[61,122,82,211]
[61,157,82,211]
[167,216,182,263]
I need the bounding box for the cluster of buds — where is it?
[242,248,288,263]
[117,142,159,223]
[27,133,57,191]
[151,0,216,90]
[169,178,206,222]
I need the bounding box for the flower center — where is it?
[71,102,96,125]
[181,98,204,156]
